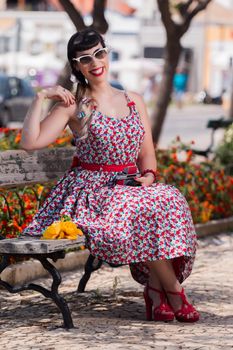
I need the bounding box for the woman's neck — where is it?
[88,81,116,99]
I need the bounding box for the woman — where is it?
[20,28,199,323]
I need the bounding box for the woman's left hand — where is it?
[134,174,154,187]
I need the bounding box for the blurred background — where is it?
[0,1,232,235]
[0,0,233,150]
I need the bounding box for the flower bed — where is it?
[215,124,233,175]
[0,127,73,150]
[0,132,232,239]
[0,184,53,239]
[156,138,233,223]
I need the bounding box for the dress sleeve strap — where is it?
[124,91,136,108]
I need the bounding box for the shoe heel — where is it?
[143,291,153,321]
[144,285,175,322]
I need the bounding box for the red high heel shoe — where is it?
[166,288,200,323]
[143,285,174,322]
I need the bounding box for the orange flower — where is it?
[186,150,193,162]
[55,136,72,145]
[12,218,21,229]
[14,132,21,144]
[171,153,178,161]
[37,185,44,196]
[177,168,185,175]
[206,193,212,201]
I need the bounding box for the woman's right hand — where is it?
[37,85,76,107]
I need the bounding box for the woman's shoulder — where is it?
[126,90,145,105]
[126,90,146,110]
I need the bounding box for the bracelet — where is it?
[141,169,157,181]
[37,90,48,100]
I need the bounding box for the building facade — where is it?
[0,1,232,95]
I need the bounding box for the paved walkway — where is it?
[157,104,225,150]
[0,233,233,350]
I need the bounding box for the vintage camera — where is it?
[105,167,141,188]
[115,167,141,187]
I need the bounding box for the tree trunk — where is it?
[229,79,233,120]
[151,41,182,144]
[58,0,86,31]
[152,0,213,145]
[92,0,109,34]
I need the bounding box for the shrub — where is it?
[214,124,233,175]
[156,137,233,223]
[0,184,53,239]
[0,127,73,150]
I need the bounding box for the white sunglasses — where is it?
[72,47,109,65]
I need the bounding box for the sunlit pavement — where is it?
[158,103,226,150]
[0,232,233,349]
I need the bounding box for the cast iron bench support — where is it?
[77,254,103,293]
[0,251,74,329]
[77,253,123,293]
[0,237,85,329]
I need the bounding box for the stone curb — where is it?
[1,249,89,286]
[195,216,233,238]
[1,216,233,285]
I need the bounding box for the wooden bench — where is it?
[0,147,98,329]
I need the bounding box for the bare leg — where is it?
[144,263,174,319]
[147,259,181,291]
[148,267,162,289]
[147,268,163,308]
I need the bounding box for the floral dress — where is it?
[22,92,197,285]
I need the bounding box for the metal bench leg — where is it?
[0,254,74,329]
[38,256,74,329]
[77,253,103,293]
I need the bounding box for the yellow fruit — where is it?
[58,231,65,239]
[42,220,83,240]
[76,228,83,236]
[42,222,61,239]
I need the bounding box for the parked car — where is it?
[0,74,35,127]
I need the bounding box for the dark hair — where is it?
[67,28,106,106]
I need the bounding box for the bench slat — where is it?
[0,147,75,188]
[0,237,85,254]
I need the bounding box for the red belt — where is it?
[71,156,137,173]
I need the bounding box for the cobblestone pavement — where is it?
[0,233,233,350]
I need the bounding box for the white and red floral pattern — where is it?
[22,93,197,285]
